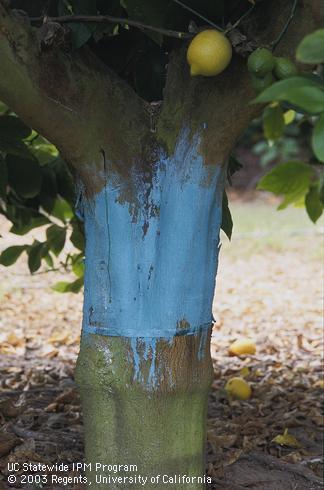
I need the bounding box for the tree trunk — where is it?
[75,131,225,488]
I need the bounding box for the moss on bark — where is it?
[75,332,213,489]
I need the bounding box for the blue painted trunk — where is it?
[80,131,225,357]
[76,131,226,487]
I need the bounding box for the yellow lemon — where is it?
[225,377,252,400]
[187,30,232,77]
[229,338,256,356]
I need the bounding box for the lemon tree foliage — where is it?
[0,104,84,291]
[0,0,322,291]
[249,32,324,222]
[296,29,324,65]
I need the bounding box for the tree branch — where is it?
[158,0,321,165]
[0,3,149,194]
[30,14,192,40]
[269,0,298,51]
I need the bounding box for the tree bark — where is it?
[76,332,213,489]
[74,130,224,487]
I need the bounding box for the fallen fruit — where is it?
[225,377,252,400]
[229,338,256,356]
[187,30,232,77]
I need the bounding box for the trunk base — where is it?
[75,330,213,489]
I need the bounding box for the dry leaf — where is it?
[0,399,23,418]
[0,432,21,457]
[272,429,303,448]
[48,331,70,345]
[208,431,237,448]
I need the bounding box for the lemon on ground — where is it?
[274,57,298,79]
[229,338,256,356]
[251,72,274,93]
[247,48,275,78]
[225,377,252,400]
[187,30,232,77]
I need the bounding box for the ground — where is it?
[0,193,322,489]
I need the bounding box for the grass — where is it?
[221,198,323,257]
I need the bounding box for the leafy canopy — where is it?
[253,30,324,223]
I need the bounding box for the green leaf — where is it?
[51,281,70,293]
[121,0,166,45]
[0,140,35,159]
[319,172,324,204]
[39,166,58,213]
[0,101,8,114]
[31,142,58,166]
[70,223,85,250]
[0,245,26,266]
[0,156,8,199]
[10,216,50,235]
[72,254,84,277]
[283,109,296,125]
[282,87,324,114]
[0,115,32,140]
[257,161,315,209]
[221,191,233,240]
[52,157,75,203]
[227,155,243,184]
[305,185,323,223]
[6,154,43,198]
[51,197,73,223]
[44,252,54,268]
[94,0,122,41]
[58,0,96,48]
[27,240,46,273]
[52,277,84,293]
[70,23,94,49]
[46,224,67,256]
[262,105,285,141]
[312,113,324,162]
[296,29,324,64]
[253,76,323,104]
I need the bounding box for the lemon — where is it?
[229,338,256,356]
[187,30,232,77]
[274,57,298,79]
[247,48,275,78]
[225,377,252,400]
[251,72,274,93]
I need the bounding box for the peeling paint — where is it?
[198,328,209,361]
